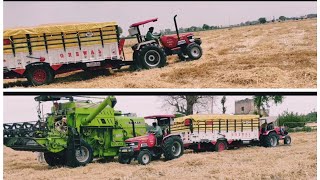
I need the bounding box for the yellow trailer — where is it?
[171,114,261,152]
[4,22,127,85]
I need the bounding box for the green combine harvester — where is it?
[3,96,146,167]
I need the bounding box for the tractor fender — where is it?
[135,40,157,51]
[163,133,182,141]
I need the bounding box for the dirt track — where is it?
[4,132,317,180]
[4,19,317,89]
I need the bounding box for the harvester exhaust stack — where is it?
[82,96,117,125]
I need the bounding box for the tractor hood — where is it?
[125,135,150,143]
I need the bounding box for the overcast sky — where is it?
[3,95,316,124]
[4,1,316,35]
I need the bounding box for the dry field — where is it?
[4,132,317,180]
[4,19,317,89]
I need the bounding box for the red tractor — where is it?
[259,117,291,147]
[118,115,184,165]
[126,15,203,70]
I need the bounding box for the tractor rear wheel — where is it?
[284,135,291,145]
[137,150,152,165]
[163,136,184,161]
[261,132,279,147]
[44,152,65,167]
[26,65,54,86]
[137,44,166,69]
[186,43,202,60]
[215,141,227,152]
[118,153,131,164]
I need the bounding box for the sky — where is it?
[3,95,316,124]
[4,1,316,35]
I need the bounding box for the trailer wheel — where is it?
[137,150,152,165]
[138,44,166,69]
[66,140,93,167]
[163,136,184,160]
[186,43,202,60]
[284,135,291,145]
[118,153,131,164]
[26,65,54,86]
[44,152,65,167]
[215,141,227,152]
[261,132,279,147]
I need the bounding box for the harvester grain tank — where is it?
[3,96,146,167]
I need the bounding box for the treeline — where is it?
[158,13,317,35]
[277,111,317,132]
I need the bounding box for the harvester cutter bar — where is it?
[3,121,48,138]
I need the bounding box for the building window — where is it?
[241,107,244,112]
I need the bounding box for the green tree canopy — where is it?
[258,17,267,24]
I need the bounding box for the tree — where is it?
[117,26,123,35]
[279,16,286,21]
[258,17,267,24]
[202,24,210,30]
[221,96,226,114]
[162,96,215,115]
[253,96,284,117]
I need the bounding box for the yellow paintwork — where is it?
[4,22,117,37]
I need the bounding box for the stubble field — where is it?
[4,19,317,89]
[4,132,317,180]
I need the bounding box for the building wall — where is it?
[235,98,269,116]
[235,98,255,115]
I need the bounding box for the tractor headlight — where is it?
[127,142,138,148]
[141,143,148,147]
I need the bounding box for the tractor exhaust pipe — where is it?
[174,15,180,40]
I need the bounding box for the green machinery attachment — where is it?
[4,96,146,167]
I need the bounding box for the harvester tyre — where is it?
[261,132,279,147]
[186,43,202,60]
[137,44,166,69]
[118,153,131,164]
[215,141,227,152]
[26,65,54,86]
[284,135,291,145]
[44,152,65,167]
[66,140,93,167]
[137,150,152,165]
[163,136,184,161]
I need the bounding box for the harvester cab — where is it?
[127,15,203,70]
[259,117,291,147]
[118,114,184,165]
[4,96,147,167]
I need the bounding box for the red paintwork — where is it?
[118,38,126,55]
[125,133,156,150]
[4,39,11,45]
[218,143,225,151]
[51,64,63,71]
[130,18,158,27]
[33,69,47,83]
[184,119,191,126]
[13,69,26,75]
[211,141,217,145]
[227,140,233,144]
[160,33,193,49]
[39,57,46,62]
[144,115,175,119]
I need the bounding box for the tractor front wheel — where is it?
[26,65,54,86]
[186,43,202,60]
[284,135,291,145]
[137,150,152,165]
[163,136,184,161]
[118,153,132,164]
[137,44,166,69]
